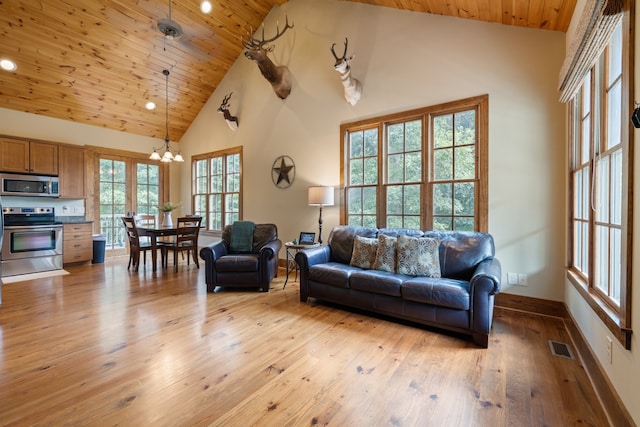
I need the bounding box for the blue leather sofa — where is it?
[295,225,502,347]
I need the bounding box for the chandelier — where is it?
[150,69,184,162]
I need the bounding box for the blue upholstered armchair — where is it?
[199,222,282,292]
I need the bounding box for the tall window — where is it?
[192,146,242,231]
[342,95,488,231]
[568,20,631,347]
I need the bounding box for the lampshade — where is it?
[308,186,334,206]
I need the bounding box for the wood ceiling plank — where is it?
[0,0,578,140]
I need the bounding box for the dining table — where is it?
[136,224,177,271]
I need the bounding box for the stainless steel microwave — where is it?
[0,173,59,197]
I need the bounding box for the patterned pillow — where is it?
[373,234,398,272]
[349,236,378,269]
[397,235,441,277]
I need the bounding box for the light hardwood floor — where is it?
[0,258,611,426]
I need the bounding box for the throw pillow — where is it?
[373,234,397,273]
[397,235,441,277]
[350,236,378,269]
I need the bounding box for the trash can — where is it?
[92,234,107,264]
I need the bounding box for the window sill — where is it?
[567,270,632,349]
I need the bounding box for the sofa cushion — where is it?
[350,236,378,269]
[328,225,379,264]
[397,235,441,277]
[422,231,495,280]
[373,234,397,272]
[401,277,470,310]
[309,262,361,289]
[350,270,405,297]
[214,254,259,272]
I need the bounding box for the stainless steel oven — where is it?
[1,207,63,277]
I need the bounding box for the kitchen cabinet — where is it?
[59,145,85,198]
[0,137,59,175]
[63,223,93,264]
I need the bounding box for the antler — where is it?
[331,37,349,61]
[243,15,294,50]
[219,92,232,110]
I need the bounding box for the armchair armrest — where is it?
[258,239,283,263]
[199,240,230,264]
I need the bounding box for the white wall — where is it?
[180,0,567,301]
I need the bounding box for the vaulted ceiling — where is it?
[0,0,576,141]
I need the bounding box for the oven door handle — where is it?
[3,224,63,230]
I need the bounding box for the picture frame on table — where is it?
[298,232,316,245]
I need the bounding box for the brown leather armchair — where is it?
[199,223,282,292]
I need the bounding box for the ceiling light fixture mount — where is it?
[0,58,17,72]
[150,69,183,162]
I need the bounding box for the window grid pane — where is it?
[192,149,242,231]
[343,98,484,232]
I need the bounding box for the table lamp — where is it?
[308,186,334,244]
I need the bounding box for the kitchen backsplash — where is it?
[1,196,85,217]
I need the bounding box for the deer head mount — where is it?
[217,92,239,131]
[331,38,362,106]
[243,16,294,100]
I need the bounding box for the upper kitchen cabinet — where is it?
[0,137,58,175]
[58,145,85,198]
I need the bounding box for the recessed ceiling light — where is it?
[200,1,212,14]
[145,101,156,110]
[0,59,17,72]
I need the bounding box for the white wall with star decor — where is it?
[179,0,566,303]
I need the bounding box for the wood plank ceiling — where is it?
[0,0,577,142]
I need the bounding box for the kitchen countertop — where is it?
[56,217,93,224]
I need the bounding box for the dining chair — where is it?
[134,214,158,244]
[161,216,202,272]
[122,216,159,272]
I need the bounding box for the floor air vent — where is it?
[549,340,574,359]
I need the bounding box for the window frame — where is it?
[340,95,488,232]
[191,146,243,233]
[566,12,633,349]
[89,146,169,257]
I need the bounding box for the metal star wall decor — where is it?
[271,155,295,188]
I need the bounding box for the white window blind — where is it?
[558,0,623,103]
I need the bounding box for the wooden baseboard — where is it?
[563,312,635,427]
[495,292,634,427]
[494,292,568,318]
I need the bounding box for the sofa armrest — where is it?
[470,257,502,296]
[295,245,331,269]
[295,246,331,302]
[469,257,502,346]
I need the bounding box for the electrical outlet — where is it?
[74,206,85,214]
[606,336,613,364]
[517,273,528,286]
[507,272,518,285]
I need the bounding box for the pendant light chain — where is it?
[164,69,170,145]
[149,68,183,162]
